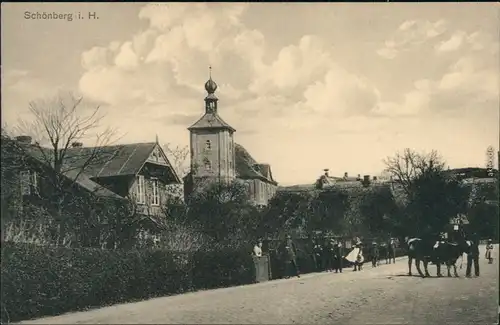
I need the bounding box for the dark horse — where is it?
[406,235,469,278]
[406,237,433,277]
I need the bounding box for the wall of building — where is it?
[190,129,235,181]
[242,178,278,206]
[129,173,181,216]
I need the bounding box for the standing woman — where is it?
[253,238,263,257]
[353,238,364,271]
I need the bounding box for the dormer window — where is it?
[204,158,211,171]
[205,140,212,151]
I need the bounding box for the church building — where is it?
[183,71,278,206]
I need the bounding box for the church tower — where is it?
[188,68,236,183]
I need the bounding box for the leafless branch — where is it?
[383,148,445,200]
[15,92,121,191]
[162,143,190,178]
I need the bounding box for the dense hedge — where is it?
[1,242,255,323]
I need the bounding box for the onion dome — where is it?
[204,66,217,94]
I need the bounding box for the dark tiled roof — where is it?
[63,169,124,199]
[25,142,157,178]
[65,143,158,178]
[10,141,125,199]
[234,143,277,185]
[188,113,235,132]
[20,142,181,199]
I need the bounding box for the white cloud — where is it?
[302,67,381,116]
[435,31,466,53]
[377,19,448,59]
[1,69,66,126]
[78,4,387,127]
[114,42,139,70]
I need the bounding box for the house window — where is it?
[205,140,212,151]
[204,158,211,171]
[136,175,145,204]
[32,172,38,190]
[20,170,38,195]
[20,171,31,195]
[151,178,160,206]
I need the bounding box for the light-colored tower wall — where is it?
[190,129,235,181]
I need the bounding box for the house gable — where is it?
[138,143,181,184]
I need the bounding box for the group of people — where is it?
[252,235,398,279]
[312,237,345,273]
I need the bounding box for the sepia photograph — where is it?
[1,2,499,324]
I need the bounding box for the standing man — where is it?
[371,242,380,267]
[332,241,343,273]
[312,239,324,272]
[283,234,301,278]
[485,239,494,264]
[466,232,480,277]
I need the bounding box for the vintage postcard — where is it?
[1,2,498,324]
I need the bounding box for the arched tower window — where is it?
[204,157,211,171]
[205,140,212,150]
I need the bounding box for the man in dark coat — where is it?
[466,232,480,277]
[332,241,343,273]
[312,240,324,272]
[283,234,300,278]
[371,242,380,267]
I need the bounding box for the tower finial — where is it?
[155,134,159,144]
[204,66,217,94]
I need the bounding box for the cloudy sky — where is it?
[2,3,499,185]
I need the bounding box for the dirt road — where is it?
[21,245,498,324]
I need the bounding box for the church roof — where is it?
[235,143,277,185]
[188,112,235,132]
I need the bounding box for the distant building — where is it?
[183,72,278,206]
[278,169,391,193]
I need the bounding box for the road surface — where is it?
[21,245,498,324]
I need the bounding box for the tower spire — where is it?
[209,66,212,79]
[155,134,159,144]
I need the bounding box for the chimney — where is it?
[324,168,329,177]
[71,142,83,148]
[356,174,361,181]
[15,135,32,144]
[344,172,348,179]
[373,176,378,181]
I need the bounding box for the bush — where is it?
[0,242,256,323]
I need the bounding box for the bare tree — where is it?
[383,148,445,198]
[15,92,119,243]
[162,143,190,178]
